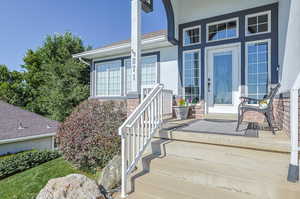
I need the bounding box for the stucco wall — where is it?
[278,0,291,87]
[159,46,178,95]
[173,0,278,26]
[0,136,54,155]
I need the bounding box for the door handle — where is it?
[208,78,211,92]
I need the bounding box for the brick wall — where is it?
[126,97,140,116]
[273,95,300,141]
[273,97,291,134]
[188,100,205,119]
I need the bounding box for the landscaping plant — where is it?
[0,150,61,179]
[57,99,126,172]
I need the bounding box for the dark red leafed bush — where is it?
[57,99,126,172]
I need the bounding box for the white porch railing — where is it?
[119,84,165,197]
[141,86,173,119]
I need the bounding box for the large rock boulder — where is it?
[36,174,104,199]
[98,155,121,192]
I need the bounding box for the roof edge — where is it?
[73,33,171,59]
[0,132,56,145]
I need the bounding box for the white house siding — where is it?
[172,0,278,27]
[159,46,178,95]
[0,136,54,155]
[278,0,292,89]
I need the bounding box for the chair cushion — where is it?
[259,99,270,109]
[241,104,267,111]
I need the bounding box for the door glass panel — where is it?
[213,51,232,104]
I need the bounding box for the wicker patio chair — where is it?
[236,83,281,134]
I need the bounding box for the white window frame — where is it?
[245,10,271,37]
[183,25,201,46]
[124,58,132,95]
[206,17,239,43]
[124,55,158,94]
[245,39,272,102]
[95,60,122,97]
[182,49,201,101]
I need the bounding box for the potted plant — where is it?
[173,98,189,120]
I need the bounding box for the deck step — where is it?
[204,113,238,120]
[123,141,300,199]
[155,129,290,153]
[125,172,258,199]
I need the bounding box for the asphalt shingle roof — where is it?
[0,101,59,141]
[93,30,167,50]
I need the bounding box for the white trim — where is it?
[206,17,239,43]
[245,10,271,37]
[73,35,168,58]
[204,42,242,114]
[182,49,201,100]
[0,133,56,145]
[290,88,299,166]
[95,60,122,97]
[183,25,201,46]
[245,39,272,100]
[124,58,131,95]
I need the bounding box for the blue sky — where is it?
[0,0,167,71]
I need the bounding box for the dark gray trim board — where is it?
[162,0,178,45]
[177,3,279,99]
[287,164,299,183]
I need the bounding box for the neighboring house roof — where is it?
[0,101,59,142]
[73,30,171,59]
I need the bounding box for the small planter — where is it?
[173,106,189,120]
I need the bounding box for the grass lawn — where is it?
[0,157,98,199]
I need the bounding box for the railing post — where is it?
[121,131,128,198]
[161,91,163,123]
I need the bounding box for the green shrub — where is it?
[57,99,126,172]
[0,150,61,179]
[0,150,36,160]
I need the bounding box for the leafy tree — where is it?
[0,65,28,107]
[0,32,89,121]
[22,32,90,121]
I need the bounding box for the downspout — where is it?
[79,57,91,66]
[77,57,94,97]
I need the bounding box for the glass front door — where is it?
[207,45,240,113]
[213,51,233,105]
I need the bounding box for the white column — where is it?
[131,0,142,95]
[283,0,300,182]
[290,88,299,164]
